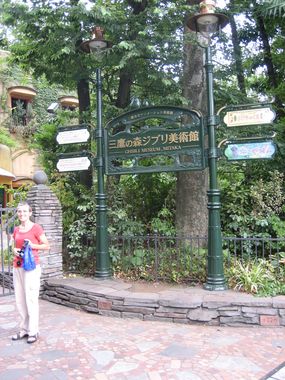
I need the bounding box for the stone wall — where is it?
[42,278,285,327]
[27,181,63,283]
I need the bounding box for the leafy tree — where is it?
[263,0,285,16]
[2,0,285,256]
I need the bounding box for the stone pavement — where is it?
[1,289,285,380]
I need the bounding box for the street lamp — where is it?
[80,27,112,278]
[187,1,229,290]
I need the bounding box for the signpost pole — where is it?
[94,67,111,278]
[204,46,227,290]
[80,27,112,279]
[187,1,229,291]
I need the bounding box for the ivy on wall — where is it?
[0,55,76,140]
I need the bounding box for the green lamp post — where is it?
[187,1,229,290]
[80,27,112,278]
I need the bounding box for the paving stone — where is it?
[176,372,203,380]
[1,281,285,380]
[44,370,69,380]
[107,361,139,374]
[272,339,285,349]
[39,350,77,360]
[212,355,262,372]
[90,350,115,369]
[0,342,27,357]
[160,344,198,359]
[0,304,14,313]
[1,321,17,329]
[0,368,30,380]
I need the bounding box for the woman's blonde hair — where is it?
[17,202,32,212]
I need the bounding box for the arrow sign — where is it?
[56,128,90,145]
[224,140,276,161]
[223,106,276,127]
[57,156,91,172]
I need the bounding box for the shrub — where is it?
[226,258,285,296]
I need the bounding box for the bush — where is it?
[226,258,285,296]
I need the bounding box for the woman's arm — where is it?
[30,234,50,250]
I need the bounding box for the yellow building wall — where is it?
[11,149,42,186]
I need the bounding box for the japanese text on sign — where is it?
[223,107,275,127]
[108,129,200,157]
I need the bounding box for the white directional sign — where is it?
[57,156,91,172]
[56,128,90,145]
[223,107,276,127]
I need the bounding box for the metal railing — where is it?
[55,233,285,282]
[0,206,17,296]
[108,234,285,283]
[109,234,209,282]
[223,236,285,263]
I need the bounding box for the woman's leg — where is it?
[24,265,42,336]
[13,267,29,334]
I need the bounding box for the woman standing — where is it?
[11,202,49,344]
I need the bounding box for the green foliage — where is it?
[4,184,30,207]
[0,126,16,147]
[220,167,285,237]
[0,0,195,114]
[1,247,12,265]
[150,207,176,236]
[1,0,284,282]
[49,176,90,230]
[32,121,58,175]
[112,240,207,284]
[158,247,207,284]
[32,110,82,175]
[226,259,285,296]
[105,171,176,238]
[65,193,96,272]
[0,59,65,138]
[108,207,145,236]
[263,0,285,17]
[120,172,176,226]
[250,171,284,217]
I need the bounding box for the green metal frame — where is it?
[224,139,276,161]
[94,68,111,278]
[104,106,205,175]
[204,46,227,291]
[219,103,276,128]
[57,123,89,131]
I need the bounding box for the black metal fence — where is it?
[107,234,285,283]
[0,206,17,296]
[223,236,285,263]
[108,234,207,282]
[50,232,285,282]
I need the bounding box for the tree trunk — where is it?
[77,78,92,187]
[77,78,91,121]
[108,1,148,192]
[229,12,246,94]
[176,26,208,240]
[114,0,148,109]
[252,1,283,114]
[115,68,132,109]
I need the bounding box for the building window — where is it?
[7,86,37,126]
[0,188,4,207]
[11,97,30,125]
[58,96,79,111]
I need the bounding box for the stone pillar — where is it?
[26,171,63,282]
